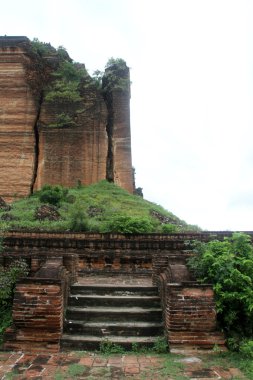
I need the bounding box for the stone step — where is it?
[66,306,162,322]
[68,294,161,308]
[70,284,158,296]
[61,334,160,350]
[64,320,164,337]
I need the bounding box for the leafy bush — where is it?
[0,307,12,344]
[187,233,253,338]
[45,80,82,103]
[100,339,125,355]
[0,260,29,308]
[239,339,253,358]
[153,336,168,353]
[31,38,54,56]
[48,113,77,128]
[69,206,89,232]
[162,223,178,233]
[0,260,29,344]
[105,57,127,69]
[106,215,154,233]
[38,185,68,206]
[45,60,88,105]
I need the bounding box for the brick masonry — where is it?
[0,36,134,201]
[4,256,77,352]
[3,231,252,352]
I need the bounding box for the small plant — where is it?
[239,339,253,358]
[48,113,77,128]
[67,363,86,377]
[153,336,168,354]
[99,339,125,355]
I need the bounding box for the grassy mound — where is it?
[0,181,200,233]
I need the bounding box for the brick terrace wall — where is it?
[3,231,253,276]
[4,256,77,352]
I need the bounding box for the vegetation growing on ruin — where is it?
[0,181,199,233]
[187,232,253,357]
[30,39,130,127]
[0,260,29,344]
[92,57,131,91]
[45,61,87,104]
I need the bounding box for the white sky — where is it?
[1,0,253,231]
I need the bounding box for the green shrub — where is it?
[99,339,125,355]
[0,307,12,344]
[187,233,253,338]
[105,57,127,69]
[0,260,29,308]
[0,260,29,343]
[162,223,178,233]
[239,340,253,358]
[45,80,82,103]
[45,61,87,104]
[106,215,154,233]
[69,206,89,232]
[38,185,68,206]
[31,38,54,56]
[48,113,77,128]
[153,336,168,353]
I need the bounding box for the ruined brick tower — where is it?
[0,36,133,201]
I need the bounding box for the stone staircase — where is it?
[61,283,164,350]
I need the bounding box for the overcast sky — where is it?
[1,0,253,231]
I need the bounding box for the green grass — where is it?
[0,180,200,233]
[200,351,253,380]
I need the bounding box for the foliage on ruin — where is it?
[0,181,199,233]
[187,233,253,354]
[105,214,155,234]
[0,260,29,343]
[47,113,77,128]
[44,61,87,104]
[0,260,29,308]
[92,57,131,91]
[38,184,69,206]
[31,38,56,56]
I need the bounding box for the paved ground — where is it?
[0,351,246,379]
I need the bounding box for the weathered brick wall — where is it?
[158,259,226,349]
[0,38,38,201]
[166,284,217,332]
[4,278,63,352]
[166,284,225,349]
[34,86,108,190]
[4,255,77,352]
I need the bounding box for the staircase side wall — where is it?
[3,255,77,352]
[4,278,63,353]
